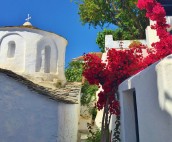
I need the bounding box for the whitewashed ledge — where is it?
[0,68,81,104]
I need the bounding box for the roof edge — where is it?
[0,68,81,104]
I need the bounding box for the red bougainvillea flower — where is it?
[83,0,172,115]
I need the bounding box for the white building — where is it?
[118,54,172,142]
[105,17,172,142]
[105,17,172,50]
[0,20,67,85]
[0,18,81,142]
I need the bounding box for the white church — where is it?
[0,15,67,85]
[0,15,81,142]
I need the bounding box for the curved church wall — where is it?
[0,33,25,72]
[0,27,67,83]
[36,37,58,73]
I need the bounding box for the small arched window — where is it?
[7,41,16,58]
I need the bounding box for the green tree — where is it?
[81,81,98,105]
[65,60,83,82]
[75,0,149,52]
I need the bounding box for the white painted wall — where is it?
[145,16,172,48]
[156,55,172,117]
[57,103,79,142]
[0,34,25,72]
[105,35,146,50]
[95,87,104,129]
[145,24,159,48]
[118,55,172,142]
[0,27,67,84]
[0,73,79,142]
[105,16,172,51]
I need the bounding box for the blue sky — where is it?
[0,0,113,67]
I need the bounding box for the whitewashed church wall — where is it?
[117,55,172,142]
[0,28,67,83]
[56,103,79,142]
[36,37,58,73]
[20,31,42,73]
[0,33,25,72]
[54,38,67,83]
[0,73,78,142]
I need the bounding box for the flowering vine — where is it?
[83,1,172,141]
[138,0,172,59]
[83,44,148,115]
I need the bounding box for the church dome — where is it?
[23,14,32,26]
[23,21,32,26]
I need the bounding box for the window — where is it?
[7,41,16,58]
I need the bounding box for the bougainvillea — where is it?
[83,0,172,117]
[83,1,172,141]
[138,0,172,59]
[83,45,149,115]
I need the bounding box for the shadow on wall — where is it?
[35,38,58,74]
[36,45,51,73]
[163,91,172,117]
